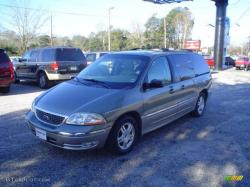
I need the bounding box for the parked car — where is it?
[10,56,22,64]
[225,56,235,66]
[14,47,87,88]
[203,55,214,69]
[25,50,212,154]
[0,49,14,93]
[85,52,109,65]
[235,56,250,70]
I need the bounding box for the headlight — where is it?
[66,113,106,126]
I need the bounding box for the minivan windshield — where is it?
[77,54,149,89]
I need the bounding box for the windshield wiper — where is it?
[83,78,110,88]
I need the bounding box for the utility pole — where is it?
[164,17,167,48]
[108,7,114,51]
[213,0,228,71]
[50,13,53,46]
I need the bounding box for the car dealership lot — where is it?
[0,69,250,187]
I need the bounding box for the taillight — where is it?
[8,61,14,79]
[50,62,58,71]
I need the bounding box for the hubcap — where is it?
[117,122,135,150]
[197,96,205,114]
[40,75,46,87]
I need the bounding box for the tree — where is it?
[8,0,48,54]
[38,35,50,47]
[71,35,89,51]
[164,7,194,49]
[110,29,129,51]
[144,14,163,49]
[128,22,144,49]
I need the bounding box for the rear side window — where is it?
[86,53,97,62]
[167,54,195,82]
[190,54,210,76]
[0,51,10,63]
[56,48,85,61]
[41,49,56,61]
[147,57,172,85]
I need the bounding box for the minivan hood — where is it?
[36,80,124,116]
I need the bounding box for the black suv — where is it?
[15,47,87,88]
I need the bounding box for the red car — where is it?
[235,57,250,70]
[0,49,14,93]
[203,55,215,69]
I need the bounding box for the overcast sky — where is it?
[0,0,249,47]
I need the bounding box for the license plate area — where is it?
[70,66,77,71]
[35,128,47,140]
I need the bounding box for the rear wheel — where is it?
[192,93,206,117]
[106,116,138,154]
[0,86,10,93]
[38,72,49,89]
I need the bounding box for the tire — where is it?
[38,72,49,89]
[0,86,10,93]
[191,93,206,117]
[244,66,249,71]
[106,115,138,154]
[14,72,20,84]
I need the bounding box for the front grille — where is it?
[36,109,65,125]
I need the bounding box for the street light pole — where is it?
[50,13,53,46]
[164,17,167,48]
[108,7,114,51]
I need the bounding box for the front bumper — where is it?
[25,111,112,150]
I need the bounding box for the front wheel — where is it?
[106,116,138,154]
[38,72,49,89]
[191,93,206,117]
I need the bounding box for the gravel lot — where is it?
[0,69,249,187]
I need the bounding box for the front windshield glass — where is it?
[77,54,149,88]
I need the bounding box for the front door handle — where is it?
[181,85,185,90]
[169,86,175,94]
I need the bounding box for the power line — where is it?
[229,0,241,6]
[235,6,250,23]
[0,3,106,18]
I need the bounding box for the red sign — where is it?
[184,40,201,50]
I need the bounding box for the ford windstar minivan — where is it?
[25,50,212,154]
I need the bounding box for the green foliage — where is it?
[164,7,194,49]
[38,35,50,47]
[144,15,164,49]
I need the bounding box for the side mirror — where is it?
[143,79,163,90]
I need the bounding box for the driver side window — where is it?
[147,57,171,85]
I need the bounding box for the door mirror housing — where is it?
[143,79,163,90]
